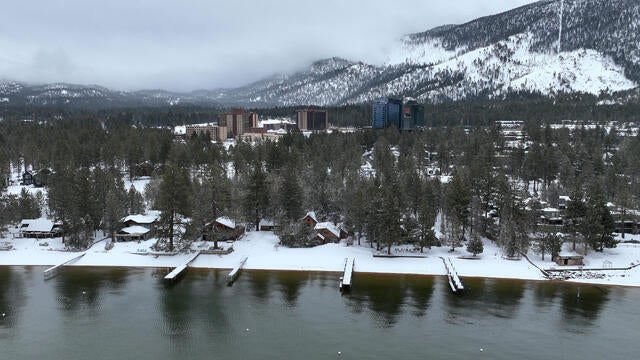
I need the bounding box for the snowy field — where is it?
[2,230,639,288]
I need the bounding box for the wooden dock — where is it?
[164,252,201,282]
[339,257,355,292]
[440,257,464,293]
[43,253,86,280]
[226,256,248,285]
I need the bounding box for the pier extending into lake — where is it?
[226,256,248,285]
[340,257,355,291]
[164,251,201,282]
[440,257,464,293]
[43,253,86,280]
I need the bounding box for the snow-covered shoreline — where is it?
[2,231,639,288]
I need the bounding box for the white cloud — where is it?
[0,0,536,91]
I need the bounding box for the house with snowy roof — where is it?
[116,225,152,242]
[302,211,318,227]
[203,217,244,241]
[314,222,340,243]
[121,213,159,228]
[259,219,276,231]
[19,218,63,238]
[117,213,160,241]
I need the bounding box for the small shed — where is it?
[553,255,584,266]
[259,219,276,231]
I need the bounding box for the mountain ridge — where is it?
[2,0,639,108]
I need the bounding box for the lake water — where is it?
[1,266,638,359]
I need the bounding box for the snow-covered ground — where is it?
[2,230,639,288]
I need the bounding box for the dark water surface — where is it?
[0,266,638,359]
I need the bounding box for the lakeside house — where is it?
[117,213,159,242]
[314,222,340,243]
[116,226,152,242]
[203,217,244,241]
[19,218,63,238]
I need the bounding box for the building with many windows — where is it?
[185,123,227,141]
[372,97,424,131]
[372,97,402,129]
[402,99,425,129]
[217,109,258,137]
[296,109,328,131]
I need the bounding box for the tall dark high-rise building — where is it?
[402,99,425,129]
[372,97,402,129]
[296,109,328,131]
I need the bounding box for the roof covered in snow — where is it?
[259,219,274,227]
[122,214,159,225]
[259,118,295,126]
[303,211,318,223]
[314,222,340,238]
[119,226,151,235]
[20,218,57,233]
[215,217,236,229]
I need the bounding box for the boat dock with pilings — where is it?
[440,257,464,293]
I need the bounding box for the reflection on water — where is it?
[247,271,271,302]
[343,273,434,327]
[445,278,525,321]
[1,266,638,360]
[0,267,26,335]
[274,271,308,307]
[560,285,608,333]
[54,267,129,312]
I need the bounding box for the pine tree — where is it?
[467,235,484,256]
[242,161,269,231]
[278,163,303,222]
[127,186,145,214]
[155,165,192,251]
[104,183,127,242]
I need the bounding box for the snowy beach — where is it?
[2,230,639,288]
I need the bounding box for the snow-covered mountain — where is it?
[2,0,639,108]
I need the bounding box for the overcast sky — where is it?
[0,0,536,91]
